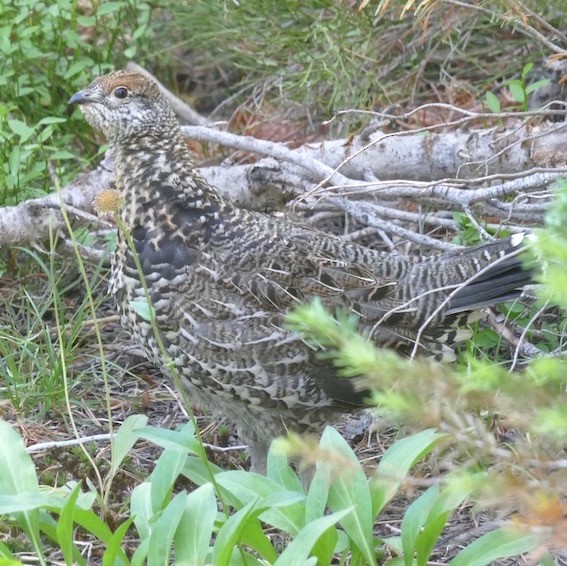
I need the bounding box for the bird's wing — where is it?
[205,209,412,320]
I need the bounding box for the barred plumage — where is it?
[70,71,532,472]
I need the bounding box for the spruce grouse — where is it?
[69,71,532,472]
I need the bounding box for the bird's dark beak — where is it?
[69,90,90,105]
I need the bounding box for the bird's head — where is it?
[69,70,178,142]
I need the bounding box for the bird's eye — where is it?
[114,87,128,99]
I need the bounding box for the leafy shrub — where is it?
[0,0,154,204]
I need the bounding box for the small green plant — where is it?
[486,62,551,113]
[0,0,155,205]
[0,416,540,564]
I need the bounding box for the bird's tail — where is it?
[443,232,534,315]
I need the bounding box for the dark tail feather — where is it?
[446,234,534,314]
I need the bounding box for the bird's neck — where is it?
[109,129,225,226]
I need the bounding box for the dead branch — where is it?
[1,111,565,249]
[182,119,567,183]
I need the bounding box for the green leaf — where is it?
[238,515,278,564]
[215,471,305,534]
[526,78,551,95]
[267,443,303,493]
[0,420,42,560]
[131,482,153,542]
[129,298,154,321]
[0,558,22,565]
[310,527,338,566]
[485,91,500,113]
[181,455,223,486]
[56,482,83,566]
[76,15,96,26]
[71,507,124,550]
[174,484,216,566]
[110,414,147,478]
[37,116,67,126]
[0,493,61,513]
[123,46,137,59]
[0,539,17,560]
[147,492,186,566]
[305,458,331,522]
[450,526,540,566]
[401,486,439,565]
[138,422,202,456]
[102,516,135,566]
[371,429,445,517]
[151,447,188,513]
[7,119,34,142]
[96,2,123,16]
[49,150,77,160]
[212,500,262,566]
[274,509,351,565]
[521,62,534,79]
[414,483,471,565]
[321,427,375,565]
[508,81,525,104]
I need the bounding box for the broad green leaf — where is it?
[0,420,42,560]
[67,507,123,553]
[129,298,154,321]
[382,535,403,554]
[147,492,186,566]
[215,471,305,534]
[174,484,216,565]
[110,415,147,477]
[223,552,268,566]
[0,539,17,560]
[274,509,351,566]
[305,458,331,522]
[182,455,223,486]
[450,526,540,566]
[150,446,188,513]
[371,429,444,516]
[131,482,153,541]
[321,427,375,565]
[7,119,34,141]
[384,558,405,566]
[212,500,262,566]
[102,517,135,566]
[0,493,62,513]
[310,527,338,566]
[96,2,123,16]
[0,421,39,494]
[267,443,303,493]
[415,483,472,564]
[139,422,202,456]
[485,91,500,113]
[526,78,550,95]
[508,81,525,104]
[49,150,77,160]
[131,539,150,566]
[56,483,83,566]
[521,62,534,78]
[238,514,278,564]
[37,116,66,126]
[37,506,87,566]
[401,486,439,565]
